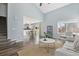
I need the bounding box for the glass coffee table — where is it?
[39,38,55,53]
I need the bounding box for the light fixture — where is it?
[39,3,51,6]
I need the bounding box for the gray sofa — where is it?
[55,41,79,56]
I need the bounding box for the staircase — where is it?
[0,33,23,56]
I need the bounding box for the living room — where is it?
[0,3,79,56]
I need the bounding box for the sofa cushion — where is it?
[66,36,75,42]
[73,36,79,51]
[63,41,79,52]
[55,48,79,56]
[64,35,79,51]
[64,41,74,48]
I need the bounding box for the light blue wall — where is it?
[8,3,44,41]
[0,3,7,17]
[45,4,79,38]
[8,3,79,41]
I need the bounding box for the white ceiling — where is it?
[35,3,71,13]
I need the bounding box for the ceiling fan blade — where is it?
[40,3,42,6]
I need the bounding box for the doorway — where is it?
[23,16,42,44]
[0,16,7,38]
[0,3,7,39]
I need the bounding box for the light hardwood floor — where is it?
[17,40,64,56]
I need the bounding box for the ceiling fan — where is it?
[40,3,50,6]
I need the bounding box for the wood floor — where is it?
[0,39,63,56]
[0,41,23,56]
[17,40,64,56]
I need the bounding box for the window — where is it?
[57,23,66,34]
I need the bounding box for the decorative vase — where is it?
[44,38,47,41]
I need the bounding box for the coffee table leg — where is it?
[47,43,49,53]
[54,42,56,49]
[47,42,55,53]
